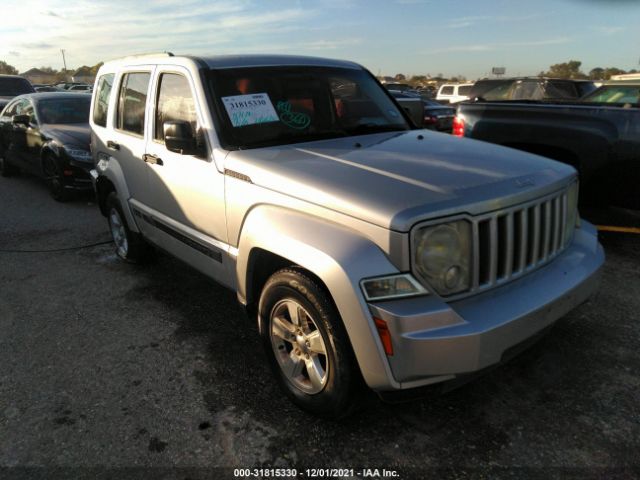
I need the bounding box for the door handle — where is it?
[142,153,163,166]
[107,140,120,150]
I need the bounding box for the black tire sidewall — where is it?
[259,269,360,418]
[43,154,69,201]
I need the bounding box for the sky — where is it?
[1,0,639,79]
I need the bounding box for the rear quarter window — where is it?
[440,86,454,95]
[457,85,472,96]
[93,73,115,127]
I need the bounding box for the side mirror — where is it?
[164,121,203,156]
[12,114,30,126]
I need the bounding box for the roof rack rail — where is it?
[120,52,174,60]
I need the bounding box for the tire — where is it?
[105,191,153,263]
[0,152,18,177]
[258,267,362,419]
[42,153,71,202]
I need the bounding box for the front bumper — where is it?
[61,160,94,191]
[368,221,604,391]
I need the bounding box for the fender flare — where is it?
[96,157,139,232]
[235,205,403,390]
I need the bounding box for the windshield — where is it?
[207,66,410,149]
[37,97,91,124]
[581,85,640,105]
[0,77,35,96]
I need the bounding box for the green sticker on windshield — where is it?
[277,101,311,130]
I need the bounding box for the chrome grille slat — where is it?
[532,204,541,264]
[489,217,498,284]
[518,209,528,273]
[472,221,480,290]
[560,193,568,247]
[470,186,572,293]
[542,200,552,261]
[552,196,561,254]
[504,212,514,279]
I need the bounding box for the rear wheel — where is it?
[106,191,153,263]
[258,267,362,419]
[42,153,71,201]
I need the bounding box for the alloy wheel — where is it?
[269,299,329,394]
[109,208,129,258]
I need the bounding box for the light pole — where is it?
[61,49,67,80]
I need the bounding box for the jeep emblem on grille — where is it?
[516,177,535,188]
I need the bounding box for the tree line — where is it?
[0,60,103,81]
[387,60,638,86]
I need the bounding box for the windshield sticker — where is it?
[276,101,311,130]
[222,93,279,127]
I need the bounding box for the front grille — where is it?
[471,187,571,292]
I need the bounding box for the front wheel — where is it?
[42,153,71,201]
[106,192,153,263]
[258,268,362,419]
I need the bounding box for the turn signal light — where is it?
[452,116,465,137]
[373,317,394,356]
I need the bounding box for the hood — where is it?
[226,130,575,232]
[41,123,90,148]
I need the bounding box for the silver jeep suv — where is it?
[90,53,604,418]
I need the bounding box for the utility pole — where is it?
[61,49,67,80]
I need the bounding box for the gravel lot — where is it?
[0,173,638,480]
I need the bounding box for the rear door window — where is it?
[116,72,150,136]
[440,86,454,95]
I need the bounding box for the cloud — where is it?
[8,51,20,56]
[446,13,545,29]
[423,37,573,55]
[303,38,363,50]
[594,26,626,35]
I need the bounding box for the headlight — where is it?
[414,220,472,296]
[65,147,92,162]
[564,181,579,247]
[361,274,428,301]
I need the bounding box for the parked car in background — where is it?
[68,84,93,93]
[55,82,89,90]
[90,53,603,418]
[390,91,455,132]
[469,77,596,101]
[454,80,640,210]
[436,83,474,104]
[0,93,92,200]
[383,82,414,93]
[0,75,36,111]
[34,85,65,92]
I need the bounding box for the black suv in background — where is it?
[469,77,596,102]
[0,75,35,111]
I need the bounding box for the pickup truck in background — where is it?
[454,81,640,210]
[469,77,596,102]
